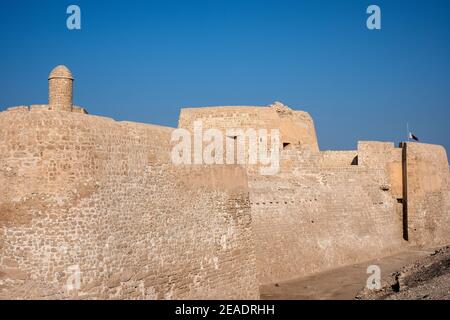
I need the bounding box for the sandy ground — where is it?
[260,247,445,300]
[357,246,450,300]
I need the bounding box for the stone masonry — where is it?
[0,66,449,299]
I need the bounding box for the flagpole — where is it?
[407,122,410,142]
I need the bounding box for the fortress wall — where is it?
[250,146,405,285]
[405,142,450,246]
[447,171,450,226]
[179,107,278,130]
[358,141,403,199]
[0,110,258,299]
[179,106,319,152]
[315,150,358,167]
[290,110,320,152]
[358,141,399,168]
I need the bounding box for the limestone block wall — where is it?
[1,102,448,297]
[0,110,258,299]
[250,145,406,285]
[405,142,450,246]
[358,141,403,199]
[310,150,358,167]
[48,78,73,112]
[178,105,319,152]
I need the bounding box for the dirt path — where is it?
[260,248,437,300]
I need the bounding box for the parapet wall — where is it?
[1,100,449,296]
[250,140,450,285]
[358,141,403,199]
[5,104,87,114]
[179,103,319,152]
[0,109,258,299]
[250,142,406,285]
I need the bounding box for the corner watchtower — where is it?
[48,65,73,112]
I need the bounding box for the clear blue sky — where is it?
[1,0,449,152]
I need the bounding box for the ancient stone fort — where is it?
[1,66,449,299]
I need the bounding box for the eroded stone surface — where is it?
[1,66,449,299]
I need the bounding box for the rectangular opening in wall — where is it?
[283,142,291,150]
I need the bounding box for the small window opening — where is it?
[283,142,292,150]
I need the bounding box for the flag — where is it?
[409,132,419,142]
